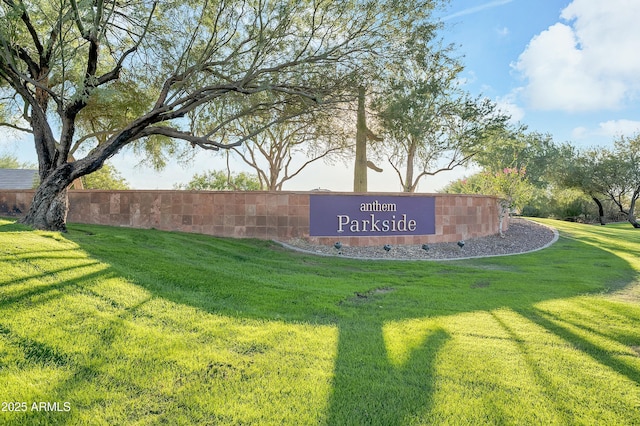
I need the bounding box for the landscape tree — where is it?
[592,136,640,227]
[349,2,446,192]
[556,137,640,227]
[0,0,444,231]
[0,153,28,168]
[178,169,260,191]
[555,147,611,225]
[374,48,509,192]
[469,127,591,219]
[472,126,562,187]
[206,92,352,191]
[81,162,129,190]
[442,167,534,236]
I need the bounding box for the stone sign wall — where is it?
[0,190,504,246]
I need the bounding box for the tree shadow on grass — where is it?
[517,307,640,385]
[0,295,162,426]
[4,221,640,424]
[326,318,449,425]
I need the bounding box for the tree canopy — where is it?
[81,162,129,190]
[372,46,509,192]
[471,126,564,188]
[211,92,351,191]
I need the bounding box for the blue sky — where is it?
[3,0,640,191]
[440,0,640,149]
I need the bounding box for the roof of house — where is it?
[0,168,39,189]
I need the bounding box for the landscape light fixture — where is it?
[421,244,429,252]
[383,244,392,252]
[334,241,342,255]
[457,240,465,248]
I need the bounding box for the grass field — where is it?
[0,217,639,425]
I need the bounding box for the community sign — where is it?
[309,194,435,237]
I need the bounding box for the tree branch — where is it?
[138,126,242,150]
[0,121,33,133]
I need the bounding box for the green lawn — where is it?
[0,218,639,425]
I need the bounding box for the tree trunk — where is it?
[20,166,75,232]
[404,140,417,192]
[628,191,640,228]
[591,196,606,225]
[353,86,368,193]
[497,200,509,238]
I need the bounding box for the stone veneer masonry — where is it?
[0,190,505,246]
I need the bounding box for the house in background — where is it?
[0,168,39,189]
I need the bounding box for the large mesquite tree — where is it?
[0,0,442,231]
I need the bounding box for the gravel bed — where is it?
[278,218,558,261]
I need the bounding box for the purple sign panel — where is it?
[310,195,435,237]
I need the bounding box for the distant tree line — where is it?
[442,129,640,228]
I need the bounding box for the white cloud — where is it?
[514,0,640,112]
[569,120,640,144]
[496,91,525,122]
[457,70,477,87]
[571,126,588,140]
[597,119,640,138]
[496,26,510,37]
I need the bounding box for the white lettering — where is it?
[397,214,408,231]
[359,200,397,212]
[32,402,69,412]
[337,215,349,233]
[335,212,420,234]
[368,214,379,232]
